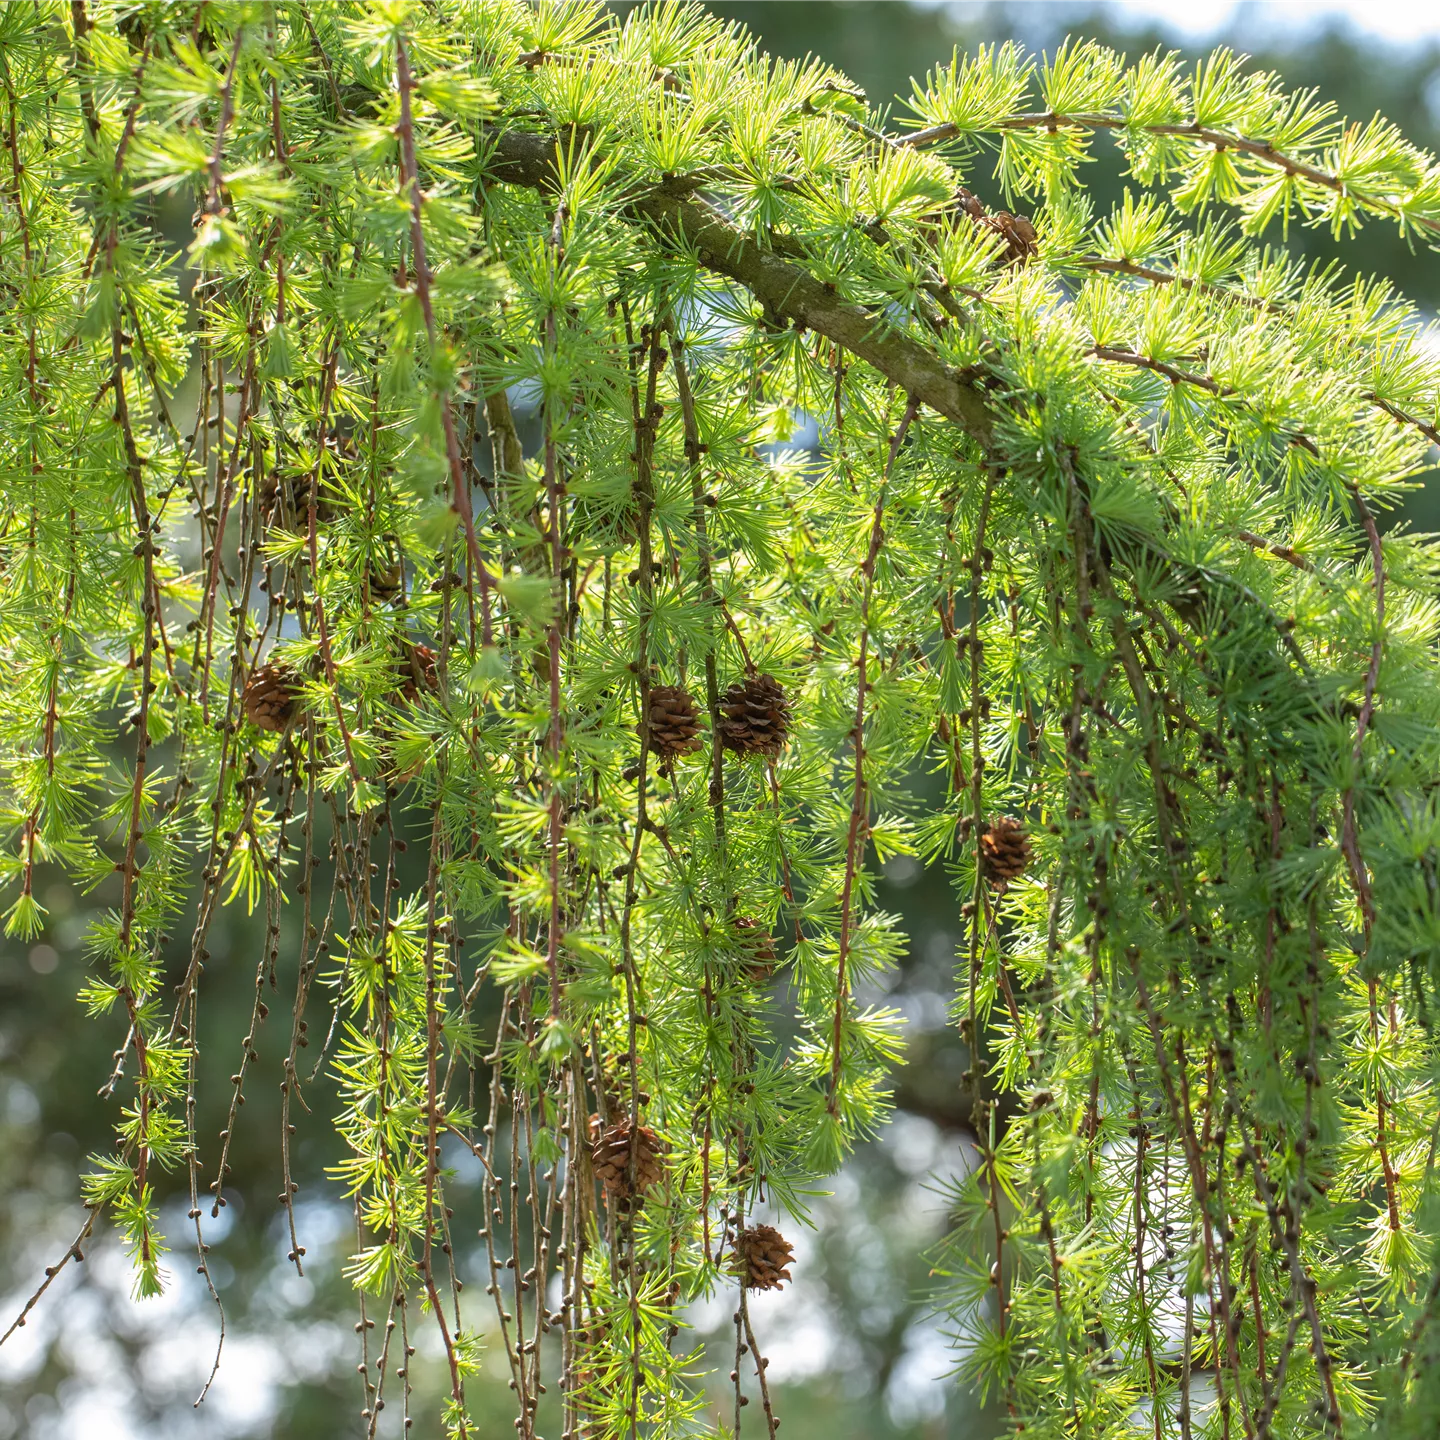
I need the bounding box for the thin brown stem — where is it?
[828,396,919,1110]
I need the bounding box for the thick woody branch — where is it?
[481,127,996,443]
[481,125,1335,703]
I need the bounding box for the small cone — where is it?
[590,1118,664,1209]
[369,561,406,607]
[258,467,339,525]
[383,643,440,784]
[734,916,778,984]
[954,186,1038,266]
[645,685,704,763]
[980,816,1032,885]
[717,673,791,758]
[732,1224,794,1291]
[395,641,439,703]
[980,210,1038,265]
[242,664,300,733]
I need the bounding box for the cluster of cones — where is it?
[644,673,793,768]
[589,1117,795,1290]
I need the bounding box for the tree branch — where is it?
[480,127,996,443]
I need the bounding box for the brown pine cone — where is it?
[732,1224,794,1291]
[258,467,339,525]
[242,664,300,733]
[733,916,778,984]
[590,1118,664,1209]
[395,641,439,703]
[980,210,1038,265]
[954,186,988,223]
[645,685,704,763]
[368,560,406,607]
[980,816,1032,885]
[717,673,791,758]
[954,186,1037,266]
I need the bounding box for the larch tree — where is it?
[3,2,1440,1437]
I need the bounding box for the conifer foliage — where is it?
[4,2,1440,1435]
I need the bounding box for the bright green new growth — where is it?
[3,1,1440,1436]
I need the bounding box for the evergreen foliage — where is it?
[3,2,1440,1436]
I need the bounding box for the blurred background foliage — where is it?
[4,4,1440,1437]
